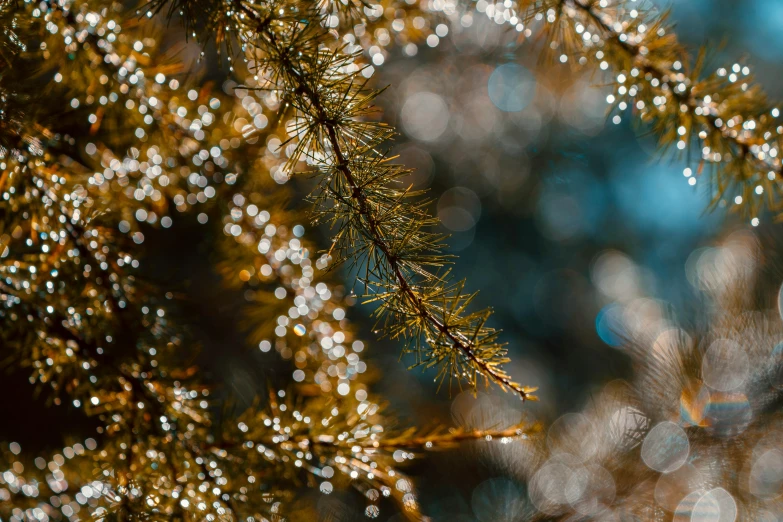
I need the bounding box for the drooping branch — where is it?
[149,0,536,399]
[293,68,534,399]
[487,0,782,220]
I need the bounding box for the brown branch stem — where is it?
[305,79,528,398]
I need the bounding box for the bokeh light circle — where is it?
[778,280,783,322]
[393,144,434,188]
[564,464,616,515]
[529,460,572,515]
[487,63,535,112]
[772,342,783,390]
[401,92,450,141]
[691,492,721,521]
[653,328,692,361]
[673,490,706,520]
[749,448,783,499]
[704,391,752,437]
[695,488,737,522]
[596,305,626,347]
[641,421,690,473]
[437,187,481,232]
[701,339,749,392]
[547,413,599,464]
[756,511,780,522]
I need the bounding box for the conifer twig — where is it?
[147,0,537,400]
[298,69,532,398]
[484,0,782,220]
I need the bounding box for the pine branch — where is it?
[482,0,782,221]
[339,424,537,450]
[291,47,534,399]
[150,0,536,400]
[223,390,535,519]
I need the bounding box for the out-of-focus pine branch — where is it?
[516,231,783,520]
[475,0,782,222]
